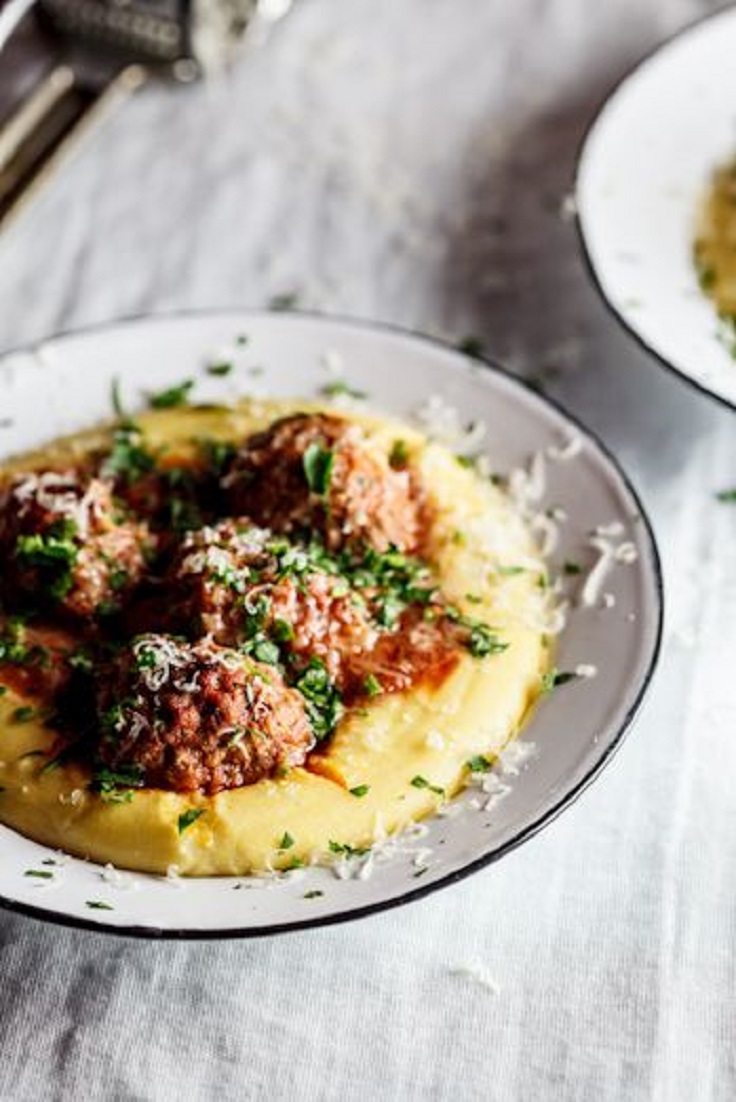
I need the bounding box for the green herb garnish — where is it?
[563,561,582,575]
[540,668,578,693]
[304,890,324,899]
[278,831,295,850]
[349,785,370,798]
[320,380,367,400]
[303,443,334,496]
[466,754,494,773]
[90,763,144,803]
[12,705,38,724]
[177,808,205,834]
[85,900,114,911]
[294,659,343,740]
[102,424,155,485]
[252,639,280,666]
[362,674,382,698]
[269,292,299,312]
[15,519,79,600]
[24,869,53,879]
[207,362,234,377]
[272,618,295,643]
[328,840,370,857]
[149,379,194,409]
[410,774,445,796]
[389,439,409,467]
[716,488,736,503]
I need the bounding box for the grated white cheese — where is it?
[546,435,582,462]
[425,729,446,751]
[581,526,639,609]
[497,740,536,776]
[321,349,344,376]
[575,664,598,679]
[415,394,486,455]
[449,963,501,995]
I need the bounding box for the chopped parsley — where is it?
[12,705,39,724]
[716,488,736,503]
[40,745,75,774]
[349,785,370,798]
[198,437,236,476]
[15,519,79,599]
[410,774,445,796]
[303,443,334,496]
[178,808,205,834]
[389,439,409,468]
[540,668,578,693]
[563,561,582,575]
[303,890,324,899]
[320,380,367,400]
[90,763,144,803]
[102,424,155,484]
[328,840,370,858]
[0,685,6,696]
[251,639,280,666]
[278,831,295,850]
[68,650,94,674]
[272,618,295,643]
[362,674,382,698]
[111,376,128,420]
[269,291,299,312]
[466,754,494,774]
[86,900,114,911]
[24,869,53,879]
[294,659,343,741]
[149,379,194,410]
[206,361,234,377]
[450,613,508,659]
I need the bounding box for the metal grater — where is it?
[0,0,294,227]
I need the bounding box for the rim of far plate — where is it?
[574,3,736,415]
[0,308,665,939]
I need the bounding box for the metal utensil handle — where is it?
[0,64,146,229]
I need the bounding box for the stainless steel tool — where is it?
[0,0,294,227]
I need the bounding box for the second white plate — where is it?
[576,6,736,410]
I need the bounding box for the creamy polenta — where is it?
[694,156,736,344]
[0,400,551,875]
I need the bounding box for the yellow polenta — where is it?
[0,401,551,875]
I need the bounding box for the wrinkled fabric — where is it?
[0,0,734,1098]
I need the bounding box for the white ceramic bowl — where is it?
[576,6,736,410]
[0,312,662,937]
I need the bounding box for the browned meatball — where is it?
[95,635,313,794]
[161,520,377,687]
[223,413,424,553]
[345,607,461,698]
[0,471,151,621]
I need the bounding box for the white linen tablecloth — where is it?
[0,1,734,1098]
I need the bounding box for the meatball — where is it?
[0,470,151,621]
[0,618,81,702]
[345,607,461,698]
[95,635,313,794]
[161,520,377,687]
[223,413,423,553]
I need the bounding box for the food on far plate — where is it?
[694,155,736,354]
[0,397,556,876]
